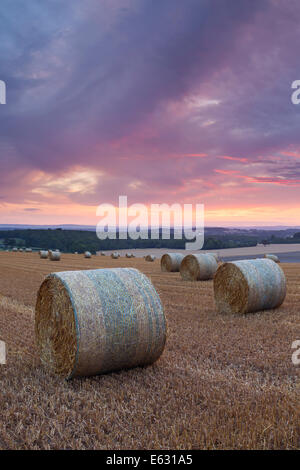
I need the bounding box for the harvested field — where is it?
[0,251,299,450]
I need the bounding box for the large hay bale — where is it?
[145,255,156,262]
[161,253,184,272]
[180,253,218,281]
[84,251,92,258]
[40,250,48,259]
[213,259,286,314]
[35,267,166,379]
[111,252,120,259]
[49,251,61,261]
[25,248,32,253]
[264,254,279,263]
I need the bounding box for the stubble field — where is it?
[0,252,299,449]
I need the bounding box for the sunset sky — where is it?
[1,0,300,227]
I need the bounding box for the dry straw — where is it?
[180,253,218,281]
[213,258,286,314]
[161,253,184,272]
[35,267,166,379]
[84,251,92,258]
[264,254,280,263]
[49,251,61,261]
[40,251,48,259]
[145,255,156,262]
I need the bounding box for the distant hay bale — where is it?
[74,252,78,255]
[111,252,120,259]
[145,255,156,262]
[25,248,32,253]
[264,254,280,263]
[213,259,286,315]
[40,251,48,259]
[161,253,184,272]
[84,251,92,258]
[180,253,218,281]
[126,253,134,258]
[18,248,23,252]
[101,251,106,256]
[35,267,166,379]
[12,247,18,252]
[49,251,61,261]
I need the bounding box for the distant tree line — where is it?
[0,228,262,253]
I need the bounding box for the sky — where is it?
[0,0,300,227]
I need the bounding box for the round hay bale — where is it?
[35,267,166,379]
[180,253,218,281]
[18,248,23,252]
[161,253,184,272]
[111,252,120,259]
[213,259,286,314]
[25,248,32,253]
[40,250,48,259]
[264,254,279,263]
[84,251,92,258]
[12,247,18,252]
[145,255,156,262]
[126,253,133,258]
[74,252,78,255]
[49,251,61,261]
[101,251,106,256]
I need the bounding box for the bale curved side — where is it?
[35,267,167,379]
[161,253,184,272]
[84,251,92,258]
[180,254,218,281]
[40,250,48,259]
[213,259,286,314]
[49,251,61,261]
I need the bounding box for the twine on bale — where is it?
[49,251,61,261]
[161,253,184,272]
[180,253,218,281]
[213,258,286,315]
[35,267,166,379]
[264,254,280,263]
